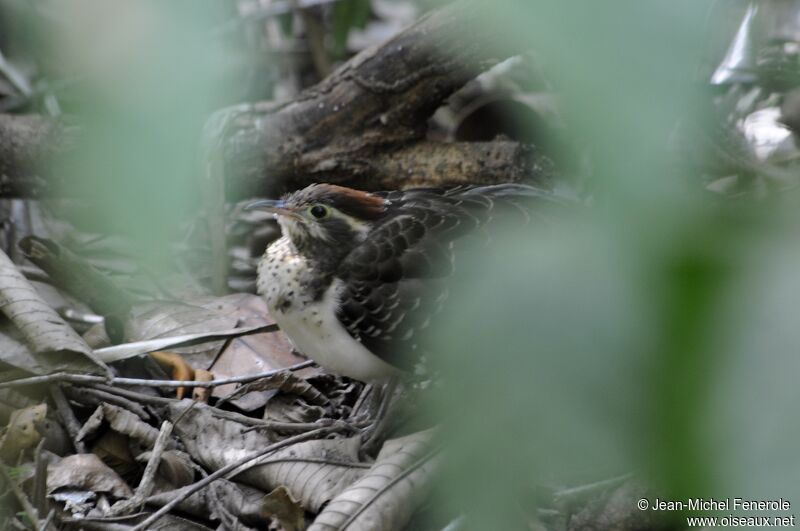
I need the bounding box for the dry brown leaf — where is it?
[90,431,138,480]
[125,294,277,366]
[308,429,440,531]
[126,296,238,340]
[148,477,271,526]
[263,485,307,531]
[77,403,174,452]
[47,453,133,499]
[169,400,366,512]
[0,249,107,374]
[0,386,40,414]
[0,325,41,374]
[210,295,320,397]
[223,370,330,410]
[135,449,194,487]
[263,394,328,424]
[0,403,46,460]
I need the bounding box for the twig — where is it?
[349,383,375,421]
[95,323,279,363]
[552,473,633,502]
[206,478,239,530]
[0,49,32,96]
[171,400,199,428]
[32,439,47,514]
[48,385,87,453]
[38,508,55,531]
[440,515,465,531]
[108,421,173,516]
[0,360,314,389]
[88,384,176,406]
[240,418,365,434]
[64,385,150,419]
[131,425,336,530]
[0,461,41,529]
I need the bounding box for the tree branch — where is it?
[0,2,543,199]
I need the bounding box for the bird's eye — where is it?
[309,205,329,219]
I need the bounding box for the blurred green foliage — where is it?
[332,0,372,57]
[38,0,232,270]
[428,0,800,528]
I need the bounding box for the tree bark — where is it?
[0,1,549,199]
[220,1,551,197]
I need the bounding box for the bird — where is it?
[248,183,557,383]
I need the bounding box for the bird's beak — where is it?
[245,199,301,219]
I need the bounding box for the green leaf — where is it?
[277,11,294,37]
[332,0,372,57]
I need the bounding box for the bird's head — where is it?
[247,183,387,267]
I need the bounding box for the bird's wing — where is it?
[335,185,555,372]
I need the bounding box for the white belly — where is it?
[258,238,399,382]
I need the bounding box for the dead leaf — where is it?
[47,453,133,499]
[0,249,107,375]
[223,371,330,411]
[309,429,440,531]
[125,293,278,367]
[210,296,320,398]
[90,431,138,481]
[148,477,272,526]
[263,486,306,531]
[126,293,268,341]
[0,324,43,374]
[135,449,194,487]
[263,394,327,425]
[0,403,46,460]
[125,297,237,359]
[77,403,175,453]
[50,489,96,515]
[169,400,366,512]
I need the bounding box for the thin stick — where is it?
[49,385,86,453]
[65,385,150,419]
[240,418,365,434]
[131,426,336,531]
[0,461,41,529]
[349,383,374,421]
[89,384,176,406]
[109,421,173,516]
[32,439,47,514]
[552,473,633,501]
[38,508,55,531]
[0,360,314,390]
